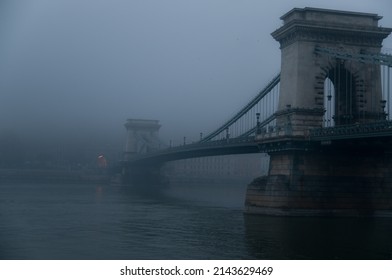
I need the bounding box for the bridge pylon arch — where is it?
[271,7,391,133]
[246,7,392,216]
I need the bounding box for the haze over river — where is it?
[0,182,391,259]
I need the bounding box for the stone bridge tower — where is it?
[271,7,391,133]
[122,119,165,186]
[124,119,161,160]
[246,8,392,216]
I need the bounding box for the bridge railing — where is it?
[167,135,257,151]
[309,121,392,140]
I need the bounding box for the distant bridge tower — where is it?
[122,119,166,186]
[124,119,161,160]
[246,8,392,216]
[271,7,391,132]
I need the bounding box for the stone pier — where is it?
[245,137,392,216]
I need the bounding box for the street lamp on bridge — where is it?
[381,100,387,120]
[256,113,261,134]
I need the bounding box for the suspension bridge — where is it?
[122,7,392,216]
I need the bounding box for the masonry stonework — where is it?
[245,7,392,216]
[272,7,391,130]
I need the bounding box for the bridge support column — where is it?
[121,119,167,187]
[245,139,392,216]
[122,163,167,187]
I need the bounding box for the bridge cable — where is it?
[200,73,280,143]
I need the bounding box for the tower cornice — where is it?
[272,20,392,48]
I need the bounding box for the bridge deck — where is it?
[124,121,392,166]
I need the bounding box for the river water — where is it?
[0,181,392,260]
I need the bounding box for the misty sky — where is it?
[1,0,392,151]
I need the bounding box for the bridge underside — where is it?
[246,136,392,217]
[121,139,261,186]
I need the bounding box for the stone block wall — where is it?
[245,140,392,216]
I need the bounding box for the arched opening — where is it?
[325,62,357,126]
[323,77,335,127]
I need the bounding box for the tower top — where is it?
[124,119,161,131]
[280,7,382,27]
[272,7,391,48]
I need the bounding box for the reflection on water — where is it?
[245,215,392,259]
[0,182,391,259]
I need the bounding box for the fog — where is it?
[0,0,391,167]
